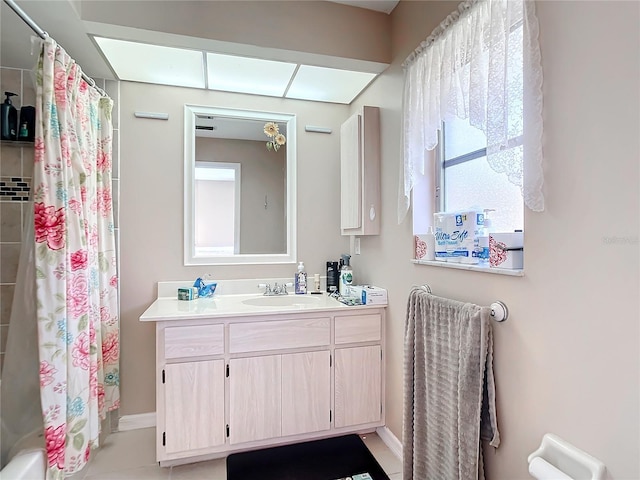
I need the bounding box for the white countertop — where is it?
[140,292,385,322]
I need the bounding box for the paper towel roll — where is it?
[528,457,573,480]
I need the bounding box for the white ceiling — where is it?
[195,116,286,142]
[330,0,399,14]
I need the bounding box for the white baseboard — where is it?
[118,412,156,431]
[116,413,400,459]
[376,426,403,460]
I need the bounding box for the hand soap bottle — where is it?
[1,92,18,141]
[295,261,307,294]
[338,254,353,296]
[477,209,495,266]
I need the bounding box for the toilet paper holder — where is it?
[528,434,606,480]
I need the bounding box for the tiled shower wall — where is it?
[0,66,120,377]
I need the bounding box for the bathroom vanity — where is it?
[140,289,386,466]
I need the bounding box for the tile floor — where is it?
[69,428,403,480]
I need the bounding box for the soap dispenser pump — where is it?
[338,254,353,296]
[1,92,18,141]
[478,209,495,266]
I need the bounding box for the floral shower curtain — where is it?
[33,38,119,478]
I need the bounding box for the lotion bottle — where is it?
[338,254,353,296]
[425,226,436,261]
[295,261,307,294]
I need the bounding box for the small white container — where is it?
[424,227,436,261]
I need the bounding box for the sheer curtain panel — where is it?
[398,0,544,223]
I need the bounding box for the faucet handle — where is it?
[258,283,272,295]
[283,282,293,294]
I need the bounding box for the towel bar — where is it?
[412,284,508,322]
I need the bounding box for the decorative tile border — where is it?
[0,176,30,202]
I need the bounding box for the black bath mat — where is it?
[226,434,390,480]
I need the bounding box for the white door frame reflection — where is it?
[194,161,241,255]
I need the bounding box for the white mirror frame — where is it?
[184,104,297,265]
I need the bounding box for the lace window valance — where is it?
[398,0,544,223]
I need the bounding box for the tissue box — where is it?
[178,287,199,301]
[347,285,388,305]
[490,232,524,269]
[414,234,435,260]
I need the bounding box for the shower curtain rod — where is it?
[4,0,100,90]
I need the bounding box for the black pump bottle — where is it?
[1,92,18,140]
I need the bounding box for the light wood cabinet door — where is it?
[334,345,381,428]
[281,351,331,436]
[164,360,225,454]
[229,355,282,444]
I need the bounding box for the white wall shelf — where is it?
[412,259,524,277]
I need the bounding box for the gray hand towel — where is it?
[402,289,500,480]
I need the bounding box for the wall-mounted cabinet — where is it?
[340,105,380,236]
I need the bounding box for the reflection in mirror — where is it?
[184,105,297,265]
[195,162,241,255]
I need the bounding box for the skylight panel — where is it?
[206,53,297,97]
[94,37,205,89]
[286,65,377,104]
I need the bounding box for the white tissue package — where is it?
[434,210,483,263]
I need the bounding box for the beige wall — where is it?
[351,1,639,479]
[81,0,391,66]
[196,137,286,254]
[119,81,350,414]
[116,1,639,477]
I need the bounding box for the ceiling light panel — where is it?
[95,37,205,89]
[286,65,377,104]
[206,53,297,97]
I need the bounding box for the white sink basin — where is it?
[242,295,322,307]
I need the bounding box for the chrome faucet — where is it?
[258,282,293,296]
[273,282,288,295]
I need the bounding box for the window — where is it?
[438,117,524,233]
[401,0,543,272]
[400,0,544,233]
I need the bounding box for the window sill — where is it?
[411,259,524,277]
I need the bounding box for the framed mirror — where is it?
[184,105,297,265]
